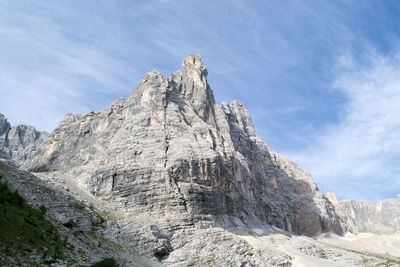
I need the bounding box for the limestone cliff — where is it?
[0,161,158,266]
[24,54,346,241]
[0,113,48,166]
[327,192,400,234]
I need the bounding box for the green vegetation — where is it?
[0,167,156,267]
[0,175,67,265]
[89,204,107,228]
[90,257,119,267]
[328,244,400,266]
[86,230,125,253]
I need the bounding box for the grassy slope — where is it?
[0,161,159,267]
[0,176,72,266]
[328,244,400,266]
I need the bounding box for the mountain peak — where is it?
[0,113,48,166]
[182,54,203,69]
[147,69,163,76]
[179,54,208,79]
[0,113,11,135]
[23,54,347,244]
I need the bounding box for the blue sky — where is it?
[1,0,400,202]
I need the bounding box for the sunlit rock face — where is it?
[0,113,48,166]
[325,192,400,234]
[339,195,400,234]
[22,55,347,259]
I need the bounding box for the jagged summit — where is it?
[126,54,215,124]
[136,53,206,81]
[146,69,163,76]
[182,54,203,68]
[180,54,208,80]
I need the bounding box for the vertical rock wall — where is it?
[23,55,347,239]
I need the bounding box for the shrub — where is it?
[91,258,119,267]
[11,190,25,206]
[39,205,47,216]
[63,219,76,228]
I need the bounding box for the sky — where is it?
[1,0,400,202]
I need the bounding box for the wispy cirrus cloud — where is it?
[288,48,400,201]
[0,1,139,130]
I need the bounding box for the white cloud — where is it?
[288,48,400,201]
[0,1,137,131]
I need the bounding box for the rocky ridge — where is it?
[0,113,48,166]
[327,192,400,235]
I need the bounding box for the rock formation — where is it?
[24,54,345,246]
[0,113,48,166]
[0,161,157,266]
[25,55,344,236]
[327,192,400,234]
[1,55,399,266]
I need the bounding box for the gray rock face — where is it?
[334,193,400,234]
[0,113,48,166]
[6,159,392,267]
[0,161,159,266]
[24,54,346,244]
